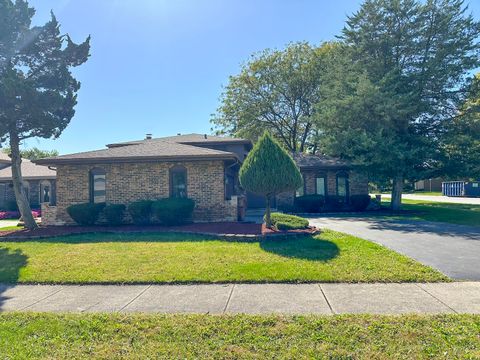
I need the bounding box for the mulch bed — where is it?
[0,222,318,241]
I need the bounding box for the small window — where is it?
[170,166,187,198]
[315,176,326,196]
[40,180,51,204]
[296,174,305,197]
[336,172,349,200]
[90,168,106,203]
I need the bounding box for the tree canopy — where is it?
[0,0,90,228]
[315,0,480,209]
[212,42,332,153]
[239,132,302,227]
[1,147,59,160]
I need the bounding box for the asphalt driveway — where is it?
[308,217,480,280]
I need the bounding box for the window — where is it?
[40,180,51,204]
[170,166,187,198]
[295,174,305,197]
[336,172,349,201]
[315,175,327,196]
[90,168,106,203]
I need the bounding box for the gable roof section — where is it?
[292,153,351,170]
[35,139,239,166]
[0,159,56,181]
[107,133,252,148]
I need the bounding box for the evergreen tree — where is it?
[239,132,302,227]
[0,0,90,228]
[316,0,480,210]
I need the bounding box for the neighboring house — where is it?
[0,152,56,210]
[34,133,369,225]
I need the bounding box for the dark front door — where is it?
[246,191,276,209]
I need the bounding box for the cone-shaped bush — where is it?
[239,132,302,227]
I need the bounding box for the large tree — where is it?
[0,0,90,228]
[440,73,480,179]
[316,0,480,210]
[239,132,302,227]
[212,42,331,152]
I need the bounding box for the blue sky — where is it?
[24,0,480,155]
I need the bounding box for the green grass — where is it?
[0,225,22,231]
[270,212,309,230]
[381,199,480,226]
[0,313,478,359]
[0,230,447,283]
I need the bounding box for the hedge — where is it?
[151,198,195,226]
[67,203,105,226]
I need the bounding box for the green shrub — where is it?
[294,195,325,213]
[269,212,309,230]
[325,195,347,211]
[350,194,371,211]
[4,200,18,211]
[127,200,154,225]
[151,198,195,226]
[104,204,126,226]
[67,203,105,226]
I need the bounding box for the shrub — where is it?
[104,204,126,226]
[269,212,309,230]
[325,195,347,211]
[151,198,195,226]
[350,194,371,211]
[0,209,40,220]
[128,200,154,225]
[4,200,18,211]
[294,195,325,213]
[67,203,105,226]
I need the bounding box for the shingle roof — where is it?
[107,133,251,148]
[0,159,56,181]
[292,153,351,170]
[0,152,11,164]
[35,138,240,165]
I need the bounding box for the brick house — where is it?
[34,134,368,225]
[0,153,56,210]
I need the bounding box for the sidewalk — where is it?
[1,282,479,314]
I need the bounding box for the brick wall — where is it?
[54,160,238,224]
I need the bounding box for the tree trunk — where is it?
[391,175,404,211]
[9,133,38,230]
[264,194,272,228]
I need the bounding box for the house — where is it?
[0,152,56,210]
[34,134,368,225]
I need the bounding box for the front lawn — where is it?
[0,313,478,359]
[0,230,447,283]
[382,199,480,227]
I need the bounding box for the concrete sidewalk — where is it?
[382,194,480,205]
[1,282,479,314]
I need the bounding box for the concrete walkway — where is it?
[0,219,19,228]
[309,217,480,280]
[382,194,480,204]
[1,282,479,314]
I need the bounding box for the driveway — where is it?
[309,217,480,280]
[382,194,480,205]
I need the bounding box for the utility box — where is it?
[442,181,480,197]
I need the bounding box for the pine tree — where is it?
[239,132,302,227]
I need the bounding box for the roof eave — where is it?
[34,154,239,166]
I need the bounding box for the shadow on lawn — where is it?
[260,236,339,261]
[0,248,28,311]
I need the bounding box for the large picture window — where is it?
[336,172,349,201]
[170,166,187,198]
[90,168,106,203]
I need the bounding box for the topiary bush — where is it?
[151,198,195,226]
[127,200,154,225]
[350,194,371,211]
[270,212,309,230]
[294,195,325,213]
[67,203,105,226]
[103,204,126,226]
